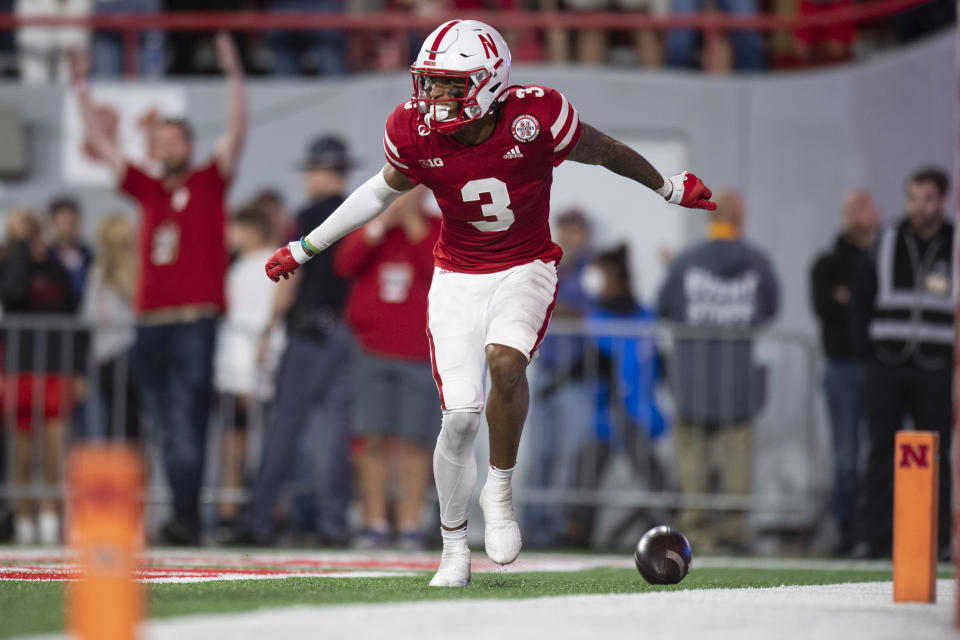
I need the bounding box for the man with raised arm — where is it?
[72,32,247,545]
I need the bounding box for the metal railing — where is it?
[0,314,269,505]
[0,313,823,547]
[518,317,822,547]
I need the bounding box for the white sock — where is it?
[440,526,468,545]
[485,464,514,493]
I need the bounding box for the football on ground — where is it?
[634,526,693,585]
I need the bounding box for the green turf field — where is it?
[4,566,950,638]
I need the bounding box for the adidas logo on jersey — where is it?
[502,146,524,160]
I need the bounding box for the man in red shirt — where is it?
[267,19,715,586]
[71,33,246,545]
[334,187,442,550]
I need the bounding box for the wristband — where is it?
[655,177,673,200]
[290,240,311,264]
[300,236,319,256]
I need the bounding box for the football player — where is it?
[266,19,716,587]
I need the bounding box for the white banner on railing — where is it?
[62,84,187,186]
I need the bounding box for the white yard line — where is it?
[1,546,925,573]
[144,571,419,583]
[24,579,958,640]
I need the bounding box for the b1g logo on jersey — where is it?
[420,157,444,168]
[511,114,541,143]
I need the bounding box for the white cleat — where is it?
[429,538,471,587]
[479,482,522,565]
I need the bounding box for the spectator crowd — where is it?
[0,0,954,80]
[0,22,953,558]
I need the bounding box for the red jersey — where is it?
[333,216,441,360]
[383,85,582,274]
[120,160,229,315]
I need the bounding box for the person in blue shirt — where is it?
[550,244,671,547]
[525,208,597,547]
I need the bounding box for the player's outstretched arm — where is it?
[567,123,716,211]
[264,164,415,282]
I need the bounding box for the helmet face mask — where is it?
[412,68,492,132]
[410,20,510,134]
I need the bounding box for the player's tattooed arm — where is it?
[567,123,667,193]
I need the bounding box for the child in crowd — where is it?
[214,204,283,528]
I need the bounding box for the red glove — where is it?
[265,241,312,282]
[661,172,717,211]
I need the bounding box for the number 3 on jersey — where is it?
[462,178,515,232]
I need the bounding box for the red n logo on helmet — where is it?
[478,34,499,59]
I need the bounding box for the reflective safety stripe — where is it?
[869,320,955,344]
[876,226,956,313]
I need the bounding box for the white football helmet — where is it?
[411,20,511,133]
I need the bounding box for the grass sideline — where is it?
[4,566,950,638]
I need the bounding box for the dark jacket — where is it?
[285,195,350,339]
[657,237,780,424]
[810,234,869,360]
[850,218,955,370]
[52,242,94,302]
[0,241,86,372]
[0,241,77,314]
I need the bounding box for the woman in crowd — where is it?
[80,213,140,442]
